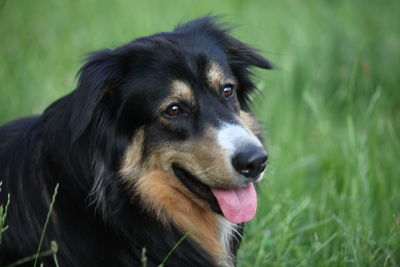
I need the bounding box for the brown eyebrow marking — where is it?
[170,80,194,100]
[206,62,236,95]
[158,80,195,114]
[207,63,224,94]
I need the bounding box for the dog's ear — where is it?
[176,16,272,69]
[70,49,124,141]
[184,16,273,69]
[223,35,273,70]
[221,35,273,110]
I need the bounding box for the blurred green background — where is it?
[1,0,399,266]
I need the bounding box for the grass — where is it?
[4,184,59,267]
[1,0,399,266]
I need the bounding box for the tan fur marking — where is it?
[134,170,227,264]
[207,63,236,98]
[207,63,225,93]
[158,80,195,115]
[120,128,145,180]
[144,126,238,189]
[170,80,194,101]
[239,110,263,136]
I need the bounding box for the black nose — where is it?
[232,148,268,179]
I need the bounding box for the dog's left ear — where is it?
[222,35,273,70]
[221,34,273,110]
[176,16,272,69]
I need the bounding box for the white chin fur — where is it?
[218,216,240,260]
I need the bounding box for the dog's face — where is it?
[72,17,271,225]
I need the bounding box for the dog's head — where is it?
[71,17,272,225]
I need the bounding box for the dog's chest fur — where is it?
[219,217,240,266]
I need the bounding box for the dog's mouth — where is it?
[172,164,258,224]
[172,164,222,215]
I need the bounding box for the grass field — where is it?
[1,0,400,266]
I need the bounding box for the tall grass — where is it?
[1,0,399,266]
[2,184,59,267]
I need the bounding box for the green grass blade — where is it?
[158,224,198,267]
[33,183,59,267]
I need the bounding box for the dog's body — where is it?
[0,17,271,266]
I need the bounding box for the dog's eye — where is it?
[165,104,181,117]
[223,84,235,98]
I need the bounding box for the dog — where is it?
[0,16,271,266]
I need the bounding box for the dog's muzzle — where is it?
[216,122,267,183]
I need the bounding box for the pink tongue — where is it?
[211,184,257,224]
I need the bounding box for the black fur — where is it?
[0,17,271,266]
